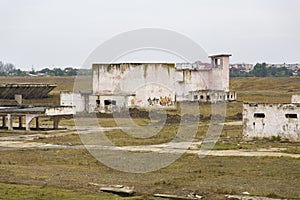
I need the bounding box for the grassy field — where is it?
[0,149,299,199]
[0,76,300,199]
[231,77,300,103]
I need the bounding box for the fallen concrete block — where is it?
[100,185,135,196]
[153,193,202,199]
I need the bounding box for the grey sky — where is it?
[0,0,299,70]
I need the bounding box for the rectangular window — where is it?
[285,114,297,119]
[104,100,112,106]
[254,113,265,118]
[194,95,198,100]
[112,100,116,105]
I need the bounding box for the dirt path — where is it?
[0,130,299,158]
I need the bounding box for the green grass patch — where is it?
[0,182,123,200]
[281,148,300,154]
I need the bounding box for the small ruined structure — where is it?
[0,84,56,99]
[0,106,74,131]
[60,91,92,112]
[243,103,300,141]
[291,95,300,103]
[61,54,236,113]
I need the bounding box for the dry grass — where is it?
[1,77,300,199]
[230,77,300,103]
[0,149,299,199]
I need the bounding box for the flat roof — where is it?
[92,62,175,65]
[209,54,232,58]
[0,84,56,99]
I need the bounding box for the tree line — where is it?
[0,61,91,76]
[230,63,299,77]
[1,60,298,77]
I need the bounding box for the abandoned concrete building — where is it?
[61,54,236,113]
[243,103,300,141]
[0,106,75,131]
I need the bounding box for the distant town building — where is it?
[266,63,299,70]
[230,63,254,73]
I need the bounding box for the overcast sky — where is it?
[0,0,299,70]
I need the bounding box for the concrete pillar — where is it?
[7,114,13,131]
[25,114,38,131]
[36,117,39,129]
[53,117,60,129]
[18,116,23,128]
[15,94,23,105]
[2,116,6,127]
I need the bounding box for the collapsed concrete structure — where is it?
[0,84,56,99]
[243,103,300,141]
[0,106,75,131]
[0,83,75,131]
[61,54,236,113]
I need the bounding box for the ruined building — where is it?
[61,54,236,112]
[243,103,300,141]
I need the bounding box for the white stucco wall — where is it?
[60,92,86,112]
[92,59,230,106]
[243,103,300,141]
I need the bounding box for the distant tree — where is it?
[64,67,77,76]
[39,68,51,74]
[53,68,64,76]
[29,67,36,75]
[77,69,92,76]
[12,69,26,76]
[252,63,267,77]
[0,62,15,76]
